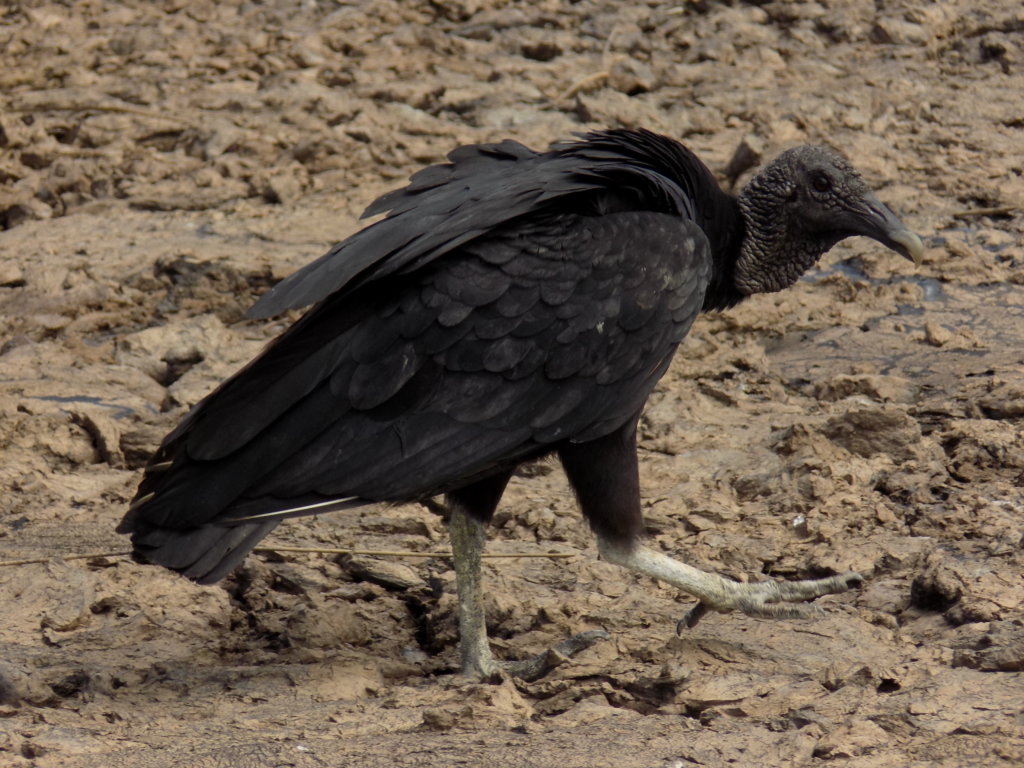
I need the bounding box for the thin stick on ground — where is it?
[8,102,190,124]
[0,547,576,568]
[951,206,1017,218]
[259,546,576,559]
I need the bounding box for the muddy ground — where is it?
[2,1,1024,766]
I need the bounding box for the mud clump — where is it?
[823,406,923,460]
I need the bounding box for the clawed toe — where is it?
[678,594,820,632]
[677,571,864,631]
[500,629,610,682]
[677,601,709,633]
[773,570,863,600]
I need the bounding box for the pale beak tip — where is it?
[891,228,925,266]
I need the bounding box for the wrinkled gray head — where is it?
[734,145,923,295]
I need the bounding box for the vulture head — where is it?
[734,146,924,295]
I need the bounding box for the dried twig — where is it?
[0,552,127,567]
[8,102,189,124]
[0,546,576,568]
[262,545,575,559]
[951,206,1018,219]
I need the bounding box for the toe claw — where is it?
[677,602,709,633]
[501,629,610,682]
[843,571,865,589]
[552,628,610,657]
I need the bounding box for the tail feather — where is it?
[217,495,366,525]
[183,521,281,584]
[129,518,281,585]
[121,484,373,584]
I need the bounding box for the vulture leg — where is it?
[447,502,499,677]
[596,541,862,628]
[446,476,608,681]
[559,419,863,630]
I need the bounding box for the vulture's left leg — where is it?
[446,473,608,681]
[559,418,862,630]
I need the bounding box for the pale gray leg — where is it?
[448,504,608,681]
[597,538,862,630]
[447,503,498,677]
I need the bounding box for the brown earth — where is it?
[2,1,1024,766]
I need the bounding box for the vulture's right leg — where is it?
[559,419,862,630]
[446,474,608,681]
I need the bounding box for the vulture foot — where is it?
[677,571,864,631]
[467,629,610,682]
[597,539,863,631]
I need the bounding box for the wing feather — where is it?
[247,130,713,318]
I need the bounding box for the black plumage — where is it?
[119,129,923,678]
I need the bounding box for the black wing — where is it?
[247,129,712,318]
[120,210,712,582]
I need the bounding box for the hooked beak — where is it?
[848,192,924,265]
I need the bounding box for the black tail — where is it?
[120,514,281,584]
[119,486,370,583]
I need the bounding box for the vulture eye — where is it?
[812,173,832,193]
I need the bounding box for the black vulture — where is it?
[119,129,923,679]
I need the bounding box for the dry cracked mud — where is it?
[2,1,1023,766]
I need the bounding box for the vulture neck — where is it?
[698,193,750,313]
[731,182,835,297]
